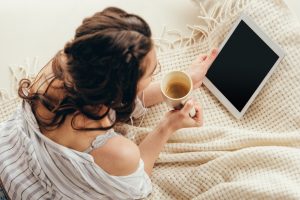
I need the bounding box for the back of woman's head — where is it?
[19,7,153,132]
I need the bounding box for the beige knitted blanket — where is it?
[119,0,300,199]
[0,0,300,199]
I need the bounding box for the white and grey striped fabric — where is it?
[0,179,9,200]
[0,101,152,200]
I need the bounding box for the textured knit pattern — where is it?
[117,0,300,199]
[1,0,300,199]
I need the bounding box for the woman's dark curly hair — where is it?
[18,7,153,132]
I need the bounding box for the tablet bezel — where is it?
[203,13,285,119]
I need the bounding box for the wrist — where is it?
[156,119,175,137]
[185,70,198,90]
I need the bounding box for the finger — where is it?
[181,100,194,114]
[193,105,203,126]
[195,117,203,127]
[203,48,218,71]
[192,101,202,117]
[169,109,178,113]
[198,54,207,62]
[193,104,202,120]
[211,48,218,55]
[207,48,218,62]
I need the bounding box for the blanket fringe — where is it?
[154,0,251,52]
[0,57,39,102]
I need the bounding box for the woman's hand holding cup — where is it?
[160,70,202,133]
[161,99,203,133]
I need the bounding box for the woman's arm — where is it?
[138,81,163,107]
[138,120,172,175]
[138,100,203,176]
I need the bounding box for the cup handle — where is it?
[183,97,196,118]
[189,106,196,118]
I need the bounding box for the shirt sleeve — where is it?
[115,159,152,199]
[91,159,153,200]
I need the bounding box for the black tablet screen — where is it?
[206,20,279,111]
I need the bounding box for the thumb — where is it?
[181,100,194,114]
[210,48,218,58]
[203,48,218,71]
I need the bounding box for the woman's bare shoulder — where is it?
[90,135,141,176]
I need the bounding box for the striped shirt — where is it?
[0,101,152,200]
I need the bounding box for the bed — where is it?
[1,0,300,199]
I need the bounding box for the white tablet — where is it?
[203,13,285,119]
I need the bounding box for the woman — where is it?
[0,7,217,200]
